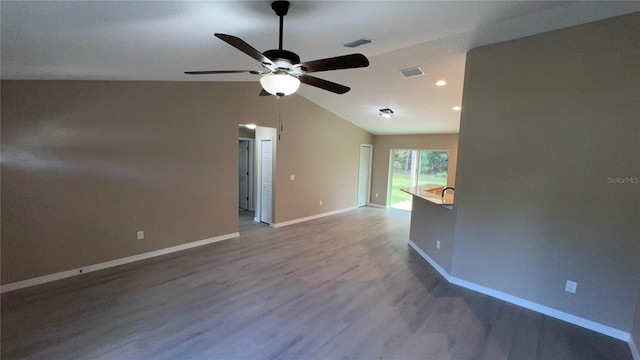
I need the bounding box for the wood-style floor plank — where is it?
[1,208,633,360]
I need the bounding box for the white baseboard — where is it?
[407,239,631,343]
[630,338,640,360]
[449,277,631,342]
[367,203,386,209]
[271,207,358,228]
[408,240,450,282]
[0,232,239,293]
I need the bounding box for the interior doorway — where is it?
[239,124,258,234]
[238,139,253,211]
[358,144,373,207]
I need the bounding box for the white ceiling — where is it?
[2,1,639,135]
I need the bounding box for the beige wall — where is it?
[370,134,458,207]
[452,13,639,333]
[1,80,372,284]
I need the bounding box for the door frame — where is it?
[239,137,254,211]
[358,144,373,207]
[256,136,274,224]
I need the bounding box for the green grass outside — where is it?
[390,172,447,205]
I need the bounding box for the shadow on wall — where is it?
[2,122,147,179]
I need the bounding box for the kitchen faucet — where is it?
[442,187,455,198]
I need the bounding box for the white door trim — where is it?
[257,137,274,224]
[358,144,373,207]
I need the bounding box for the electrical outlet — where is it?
[565,280,577,294]
[436,240,441,250]
[137,231,144,240]
[319,200,323,206]
[376,193,379,198]
[290,174,295,181]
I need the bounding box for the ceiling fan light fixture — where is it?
[260,73,300,96]
[379,108,394,119]
[185,1,368,96]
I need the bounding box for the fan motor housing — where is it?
[263,49,300,69]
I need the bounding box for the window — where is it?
[389,149,449,210]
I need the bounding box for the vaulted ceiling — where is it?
[2,1,638,134]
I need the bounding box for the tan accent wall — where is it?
[274,96,373,221]
[452,13,639,332]
[370,134,458,207]
[1,80,372,284]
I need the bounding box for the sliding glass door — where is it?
[389,149,449,210]
[389,150,414,210]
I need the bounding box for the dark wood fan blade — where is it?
[299,54,369,73]
[184,70,263,75]
[259,89,271,96]
[215,33,275,67]
[298,75,350,94]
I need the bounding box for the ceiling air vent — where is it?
[343,38,373,48]
[399,66,424,78]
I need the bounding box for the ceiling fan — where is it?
[185,0,369,97]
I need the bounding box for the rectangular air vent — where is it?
[399,66,424,78]
[343,38,373,48]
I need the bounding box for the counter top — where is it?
[400,184,454,206]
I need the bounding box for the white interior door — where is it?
[239,140,249,210]
[358,144,372,207]
[260,139,273,224]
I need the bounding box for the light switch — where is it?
[290,174,295,180]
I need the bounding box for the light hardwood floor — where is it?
[1,208,632,359]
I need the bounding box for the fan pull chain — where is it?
[278,102,284,141]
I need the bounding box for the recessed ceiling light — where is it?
[452,106,461,111]
[436,80,447,86]
[379,108,394,119]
